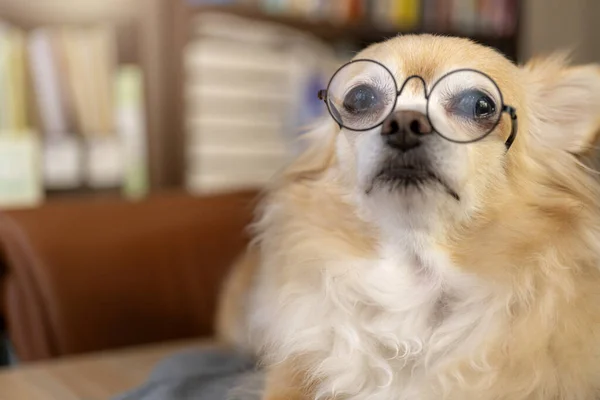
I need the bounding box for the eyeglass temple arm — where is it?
[503,105,517,150]
[318,90,344,129]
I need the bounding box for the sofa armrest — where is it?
[0,190,257,362]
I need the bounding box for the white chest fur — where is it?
[250,240,495,400]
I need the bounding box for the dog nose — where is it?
[381,110,433,152]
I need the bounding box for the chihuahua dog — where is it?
[217,35,600,400]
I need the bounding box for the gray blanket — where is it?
[113,348,264,400]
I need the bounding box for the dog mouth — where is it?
[368,164,460,201]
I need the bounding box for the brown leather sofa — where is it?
[0,190,257,362]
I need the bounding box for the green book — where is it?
[115,65,148,199]
[0,134,43,208]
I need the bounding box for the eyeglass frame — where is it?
[317,59,518,150]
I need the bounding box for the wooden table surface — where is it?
[0,339,208,400]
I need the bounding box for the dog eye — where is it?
[343,84,380,114]
[452,89,497,119]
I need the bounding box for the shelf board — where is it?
[45,187,121,200]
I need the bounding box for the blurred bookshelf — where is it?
[0,0,171,208]
[0,0,521,207]
[173,0,521,194]
[187,1,519,57]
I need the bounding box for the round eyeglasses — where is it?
[318,59,518,149]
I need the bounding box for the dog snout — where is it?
[381,110,433,152]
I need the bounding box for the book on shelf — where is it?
[391,0,420,30]
[451,0,477,35]
[28,29,82,190]
[28,29,70,142]
[8,27,28,134]
[115,65,148,199]
[0,135,42,208]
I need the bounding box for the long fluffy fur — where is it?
[218,35,600,400]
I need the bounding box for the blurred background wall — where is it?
[0,0,595,209]
[521,0,600,63]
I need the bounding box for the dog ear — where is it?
[277,118,338,183]
[524,54,600,154]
